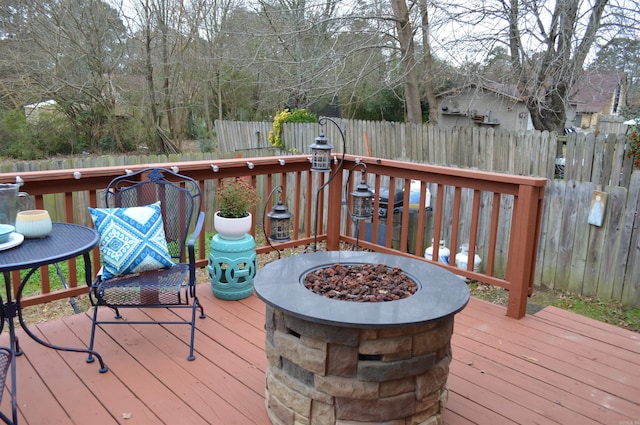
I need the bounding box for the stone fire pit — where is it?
[254,251,469,425]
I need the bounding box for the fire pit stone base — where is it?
[255,252,469,425]
[264,305,454,424]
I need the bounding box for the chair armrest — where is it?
[188,211,206,250]
[187,211,206,285]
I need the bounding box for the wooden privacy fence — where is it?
[216,120,559,179]
[216,120,636,187]
[214,120,275,155]
[538,176,640,306]
[562,131,635,188]
[597,114,628,136]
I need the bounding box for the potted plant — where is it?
[214,178,258,239]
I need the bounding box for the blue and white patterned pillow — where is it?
[88,201,174,280]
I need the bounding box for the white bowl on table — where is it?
[15,210,53,239]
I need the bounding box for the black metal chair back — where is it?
[106,168,200,262]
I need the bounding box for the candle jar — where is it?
[15,210,52,238]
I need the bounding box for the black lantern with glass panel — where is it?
[309,131,334,172]
[267,198,292,242]
[262,185,292,259]
[349,171,374,220]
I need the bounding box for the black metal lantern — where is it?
[309,131,334,172]
[267,199,292,242]
[350,173,374,220]
[306,117,347,252]
[262,185,293,259]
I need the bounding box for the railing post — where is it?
[506,184,545,318]
[325,166,344,251]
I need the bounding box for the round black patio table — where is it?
[0,222,108,424]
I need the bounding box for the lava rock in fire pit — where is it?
[303,263,418,302]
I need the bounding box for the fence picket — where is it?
[583,188,608,297]
[602,134,616,185]
[556,182,578,292]
[597,186,626,300]
[621,173,640,306]
[539,182,562,289]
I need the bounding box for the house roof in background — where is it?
[436,79,523,102]
[571,72,625,113]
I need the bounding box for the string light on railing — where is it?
[73,171,82,180]
[211,164,220,172]
[15,176,24,186]
[278,159,286,166]
[247,162,255,170]
[171,166,179,173]
[125,169,133,175]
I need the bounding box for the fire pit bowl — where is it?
[255,251,469,425]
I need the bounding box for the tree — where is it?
[419,0,438,124]
[508,0,611,133]
[5,0,640,158]
[482,47,512,81]
[0,0,129,152]
[121,0,210,152]
[390,0,422,123]
[435,0,639,137]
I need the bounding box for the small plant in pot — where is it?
[214,178,258,239]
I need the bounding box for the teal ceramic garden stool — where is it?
[208,233,257,300]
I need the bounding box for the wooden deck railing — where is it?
[0,154,547,318]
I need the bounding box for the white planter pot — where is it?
[214,212,252,240]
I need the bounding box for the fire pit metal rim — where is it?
[255,251,469,329]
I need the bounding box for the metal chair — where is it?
[87,168,206,363]
[0,346,13,425]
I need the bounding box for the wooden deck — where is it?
[2,284,639,424]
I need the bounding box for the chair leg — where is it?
[5,318,21,356]
[187,299,201,361]
[197,298,206,319]
[13,335,20,357]
[86,306,99,364]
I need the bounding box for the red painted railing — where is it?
[0,155,546,318]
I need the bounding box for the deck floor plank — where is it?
[137,307,270,423]
[18,324,118,425]
[42,311,199,425]
[0,286,638,425]
[533,306,640,353]
[457,301,640,397]
[12,336,79,425]
[450,344,622,423]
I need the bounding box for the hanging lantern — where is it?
[350,175,374,220]
[267,199,292,242]
[309,131,334,172]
